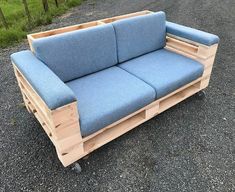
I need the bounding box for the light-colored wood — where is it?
[166,35,218,60]
[166,36,199,55]
[27,10,153,50]
[30,21,103,39]
[165,34,218,90]
[55,76,205,166]
[14,10,219,167]
[13,64,83,155]
[27,35,34,52]
[100,10,152,23]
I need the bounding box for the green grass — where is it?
[0,0,82,48]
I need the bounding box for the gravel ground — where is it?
[0,0,235,191]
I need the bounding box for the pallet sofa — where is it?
[11,10,219,169]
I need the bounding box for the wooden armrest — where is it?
[166,34,218,60]
[13,65,83,164]
[165,34,219,90]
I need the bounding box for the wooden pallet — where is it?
[13,10,218,167]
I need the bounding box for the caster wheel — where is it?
[72,163,82,173]
[196,90,206,100]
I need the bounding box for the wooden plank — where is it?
[13,64,82,154]
[165,45,198,60]
[57,142,84,167]
[199,56,216,69]
[27,10,153,50]
[200,76,211,89]
[14,67,32,113]
[144,103,159,119]
[166,36,199,55]
[197,43,218,59]
[28,10,152,42]
[13,65,51,117]
[158,82,201,113]
[30,21,103,39]
[100,10,152,23]
[27,35,34,52]
[166,35,217,60]
[51,103,78,127]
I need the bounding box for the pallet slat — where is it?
[27,10,153,50]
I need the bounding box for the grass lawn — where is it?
[0,0,82,48]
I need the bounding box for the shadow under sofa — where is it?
[11,11,219,169]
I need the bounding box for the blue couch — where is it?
[11,11,219,137]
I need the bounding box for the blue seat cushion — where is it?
[112,11,166,63]
[118,49,204,99]
[166,21,219,46]
[66,67,156,137]
[32,24,117,82]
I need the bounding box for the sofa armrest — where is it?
[11,50,77,110]
[165,22,219,91]
[166,21,219,46]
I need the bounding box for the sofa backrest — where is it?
[32,24,118,82]
[112,11,166,63]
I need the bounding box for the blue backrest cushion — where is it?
[112,11,166,63]
[32,24,118,82]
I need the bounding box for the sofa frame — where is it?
[13,10,218,167]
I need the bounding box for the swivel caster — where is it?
[196,90,206,100]
[71,162,82,173]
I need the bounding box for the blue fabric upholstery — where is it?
[118,49,204,99]
[166,21,219,46]
[11,50,76,110]
[32,24,118,82]
[112,11,166,63]
[66,67,156,137]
